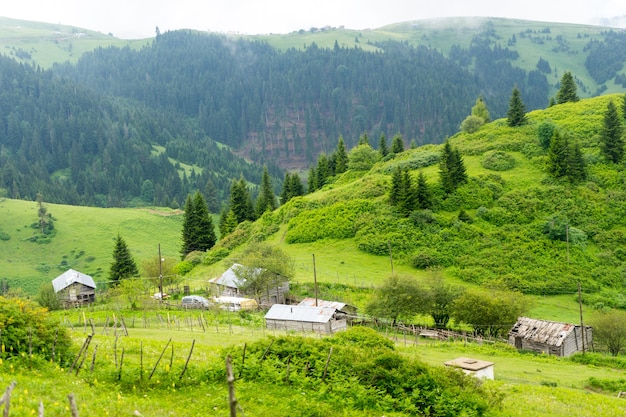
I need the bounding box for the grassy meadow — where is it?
[2,309,626,416]
[0,198,183,294]
[0,16,149,68]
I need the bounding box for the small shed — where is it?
[264,304,347,334]
[297,297,357,315]
[444,357,495,380]
[52,269,96,307]
[508,316,592,357]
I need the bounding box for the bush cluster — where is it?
[0,297,74,363]
[221,327,495,415]
[285,200,375,244]
[481,150,517,171]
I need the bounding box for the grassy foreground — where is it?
[2,309,626,416]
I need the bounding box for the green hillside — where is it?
[2,16,623,99]
[3,93,625,323]
[252,17,625,99]
[190,93,626,317]
[0,198,183,293]
[0,16,149,67]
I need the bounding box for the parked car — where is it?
[181,295,211,309]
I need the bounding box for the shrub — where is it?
[204,247,230,266]
[36,283,61,311]
[347,144,380,171]
[411,249,449,269]
[286,200,375,244]
[460,115,485,133]
[381,151,441,173]
[0,296,73,363]
[174,260,194,276]
[223,329,494,415]
[481,150,516,171]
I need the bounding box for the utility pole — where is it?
[569,224,586,354]
[388,241,394,276]
[313,254,318,306]
[158,243,163,303]
[578,281,586,355]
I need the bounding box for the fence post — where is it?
[226,355,237,417]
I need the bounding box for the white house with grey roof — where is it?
[264,304,347,334]
[52,269,96,307]
[209,263,289,306]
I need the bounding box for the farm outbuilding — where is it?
[444,357,495,380]
[264,304,347,334]
[508,316,592,357]
[297,297,357,315]
[52,269,96,307]
[209,263,289,306]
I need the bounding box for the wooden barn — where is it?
[209,263,289,306]
[444,357,495,380]
[52,269,96,307]
[264,304,347,334]
[508,316,592,357]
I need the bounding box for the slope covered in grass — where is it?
[200,93,626,311]
[0,198,183,294]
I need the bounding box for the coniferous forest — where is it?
[1,19,626,209]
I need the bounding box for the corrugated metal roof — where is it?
[265,304,337,323]
[297,297,346,310]
[509,316,577,347]
[209,263,262,288]
[51,269,96,293]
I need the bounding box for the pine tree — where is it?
[389,168,403,206]
[203,178,220,213]
[358,132,369,146]
[567,141,586,183]
[307,166,318,193]
[230,177,255,223]
[333,136,349,174]
[281,172,305,203]
[556,71,579,104]
[109,234,139,286]
[439,140,467,194]
[397,168,416,217]
[219,209,238,237]
[507,86,527,127]
[391,134,405,154]
[289,173,304,197]
[622,93,626,122]
[181,191,217,258]
[471,96,490,123]
[280,172,291,204]
[546,131,569,179]
[316,153,330,188]
[547,132,587,183]
[451,149,468,187]
[415,171,433,210]
[378,133,389,158]
[256,166,277,216]
[600,100,625,164]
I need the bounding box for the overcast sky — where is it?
[3,0,626,39]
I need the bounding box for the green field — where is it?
[2,310,626,416]
[0,198,183,294]
[0,16,149,67]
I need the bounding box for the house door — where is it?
[515,337,522,349]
